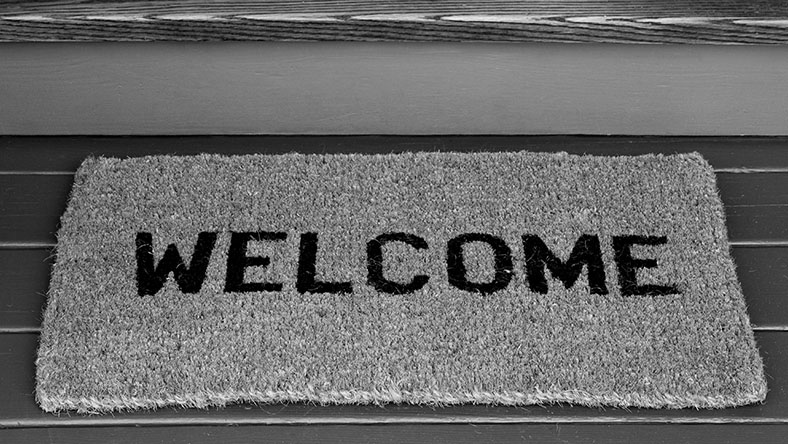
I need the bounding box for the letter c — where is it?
[367,233,430,294]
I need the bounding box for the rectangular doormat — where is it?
[36,151,767,413]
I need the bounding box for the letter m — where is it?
[522,234,608,295]
[135,232,217,296]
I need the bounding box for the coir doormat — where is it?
[37,151,767,413]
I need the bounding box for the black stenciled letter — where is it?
[447,233,513,295]
[367,232,430,294]
[522,234,608,295]
[224,231,287,293]
[612,235,680,296]
[135,232,217,296]
[296,232,353,294]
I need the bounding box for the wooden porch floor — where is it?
[0,136,786,442]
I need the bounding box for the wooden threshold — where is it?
[1,1,788,43]
[2,44,788,136]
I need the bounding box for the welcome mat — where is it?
[36,152,767,413]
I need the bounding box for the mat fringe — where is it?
[38,384,768,414]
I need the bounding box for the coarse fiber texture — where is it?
[37,151,767,413]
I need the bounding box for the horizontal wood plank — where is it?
[3,246,786,331]
[3,44,788,136]
[1,332,785,425]
[3,136,788,172]
[1,424,788,444]
[2,172,787,245]
[0,250,48,331]
[2,1,788,43]
[733,248,788,329]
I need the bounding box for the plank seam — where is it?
[0,243,55,250]
[0,171,74,176]
[714,168,788,173]
[728,241,788,247]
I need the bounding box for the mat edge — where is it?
[35,150,768,415]
[37,385,769,414]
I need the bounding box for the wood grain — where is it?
[4,43,788,136]
[1,332,785,425]
[2,1,788,43]
[3,246,786,332]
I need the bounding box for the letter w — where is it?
[523,234,608,295]
[135,232,218,296]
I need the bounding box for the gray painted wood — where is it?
[3,173,786,245]
[1,138,785,440]
[2,0,788,43]
[2,424,788,444]
[2,43,788,135]
[0,175,70,245]
[0,249,50,331]
[3,136,788,172]
[733,247,788,329]
[3,247,786,331]
[1,332,784,425]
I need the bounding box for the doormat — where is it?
[36,152,767,413]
